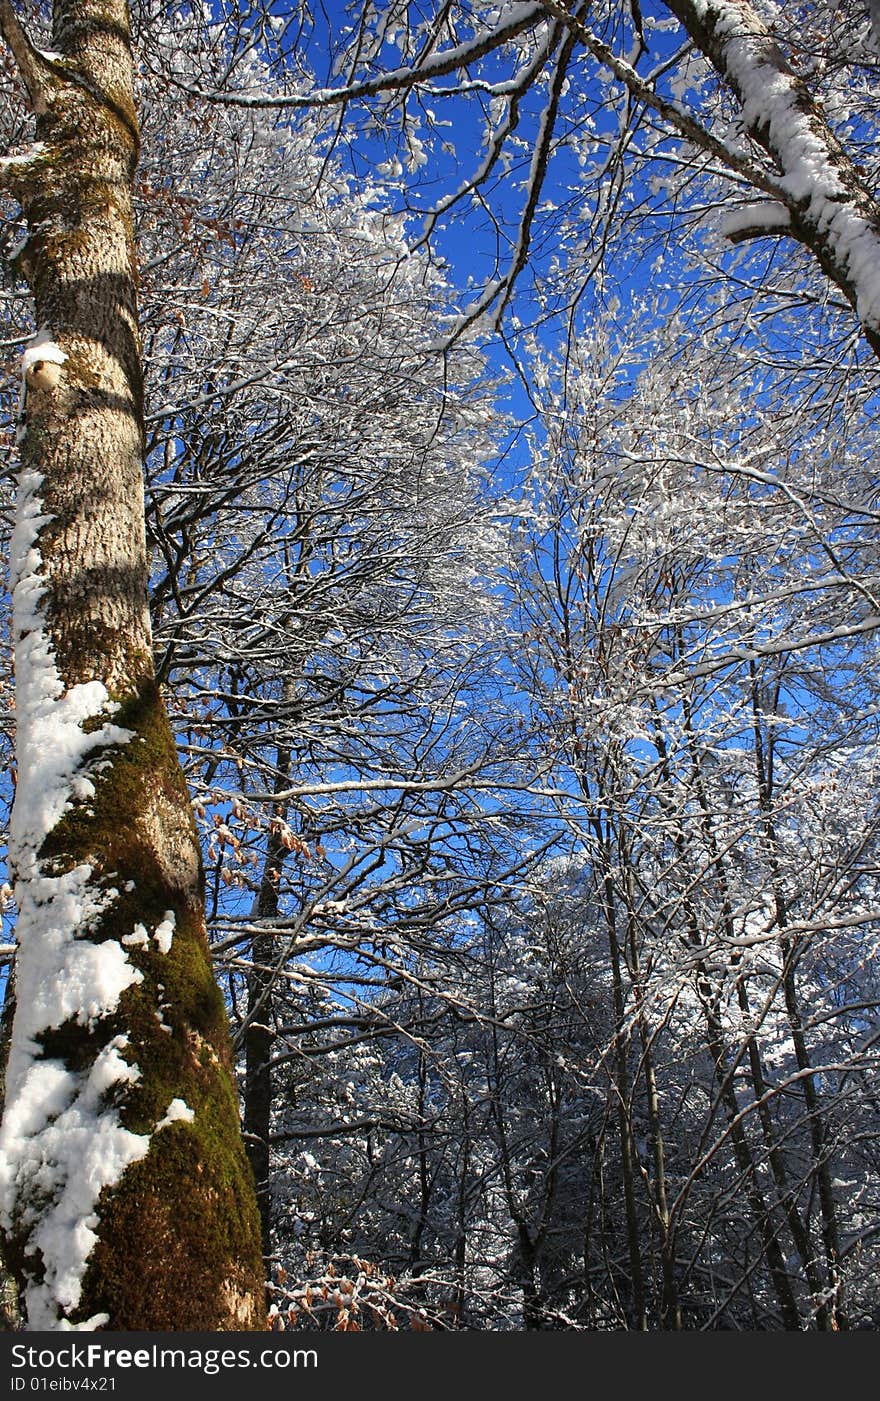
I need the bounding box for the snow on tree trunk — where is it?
[0,0,264,1330]
[663,0,880,358]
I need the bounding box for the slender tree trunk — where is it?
[733,969,828,1320]
[244,733,293,1262]
[700,994,802,1329]
[483,934,546,1330]
[591,826,647,1331]
[0,0,264,1329]
[621,861,680,1330]
[452,1094,471,1326]
[0,980,20,1330]
[409,994,433,1276]
[245,834,286,1262]
[672,873,802,1327]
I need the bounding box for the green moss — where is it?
[41,677,188,864]
[77,1108,264,1330]
[74,921,265,1329]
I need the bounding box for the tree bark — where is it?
[0,0,264,1329]
[593,845,648,1331]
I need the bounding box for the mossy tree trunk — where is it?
[0,0,265,1330]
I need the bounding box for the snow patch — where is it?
[55,1313,110,1332]
[121,911,175,953]
[720,200,791,239]
[9,868,144,1047]
[0,144,46,171]
[0,1039,150,1331]
[155,1098,195,1131]
[153,910,176,954]
[21,333,67,376]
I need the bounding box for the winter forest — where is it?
[0,0,878,1335]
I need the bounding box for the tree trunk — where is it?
[622,876,680,1331]
[591,819,647,1331]
[0,0,264,1330]
[244,747,293,1261]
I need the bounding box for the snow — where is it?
[153,910,176,954]
[302,4,546,106]
[6,232,29,262]
[155,1098,195,1132]
[21,331,67,376]
[8,469,132,859]
[0,1039,149,1331]
[10,868,144,1037]
[0,144,46,171]
[55,1313,110,1332]
[720,200,791,239]
[121,912,175,953]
